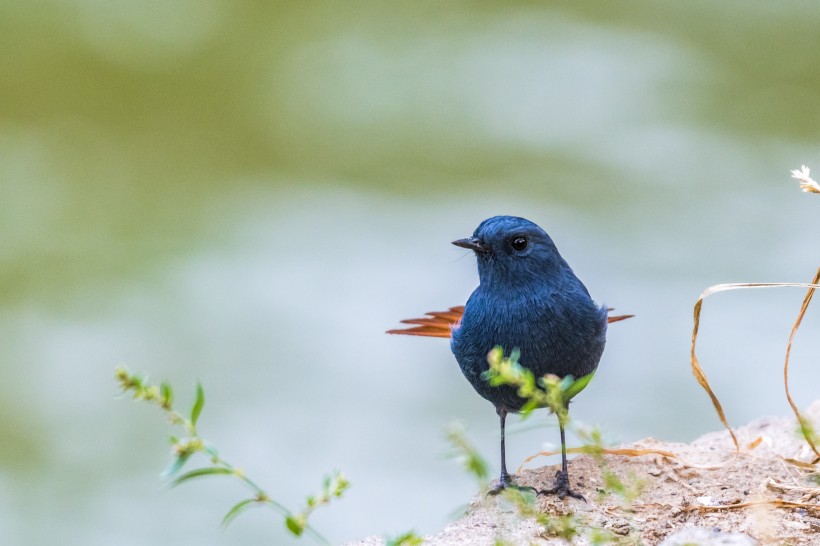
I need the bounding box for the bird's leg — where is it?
[537,417,586,501]
[487,407,537,496]
[488,408,511,495]
[498,407,511,485]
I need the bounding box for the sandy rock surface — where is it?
[348,401,820,545]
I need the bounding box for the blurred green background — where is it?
[1,1,819,544]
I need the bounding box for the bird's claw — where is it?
[536,470,586,502]
[486,473,538,497]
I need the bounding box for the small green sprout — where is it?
[797,417,818,447]
[574,425,645,510]
[446,421,490,489]
[588,527,618,545]
[497,486,581,543]
[285,471,351,537]
[482,346,594,425]
[475,348,647,542]
[385,531,424,546]
[115,365,348,543]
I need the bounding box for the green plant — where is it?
[473,348,647,544]
[483,346,593,427]
[385,531,424,546]
[115,366,348,543]
[446,421,491,490]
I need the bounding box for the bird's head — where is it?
[452,216,566,287]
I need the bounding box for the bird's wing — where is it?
[387,306,633,338]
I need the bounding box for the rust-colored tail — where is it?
[386,306,464,338]
[387,306,633,338]
[606,311,634,324]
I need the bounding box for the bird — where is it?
[387,215,632,500]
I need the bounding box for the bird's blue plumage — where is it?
[450,215,608,413]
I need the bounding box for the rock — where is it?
[344,403,820,545]
[659,526,757,546]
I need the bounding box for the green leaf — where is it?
[558,375,575,392]
[190,382,205,428]
[160,381,173,408]
[203,445,220,461]
[285,515,305,536]
[162,452,191,478]
[331,472,350,496]
[170,466,232,487]
[562,372,595,403]
[467,453,489,482]
[221,498,259,528]
[519,397,540,417]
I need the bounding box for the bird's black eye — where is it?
[511,236,528,251]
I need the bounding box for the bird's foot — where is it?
[537,470,586,502]
[486,473,537,497]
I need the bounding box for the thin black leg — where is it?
[498,407,510,484]
[488,407,513,495]
[488,407,541,496]
[537,413,586,501]
[559,420,569,478]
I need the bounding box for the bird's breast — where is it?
[453,286,606,380]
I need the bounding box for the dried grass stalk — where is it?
[684,498,820,515]
[690,278,820,454]
[783,267,820,459]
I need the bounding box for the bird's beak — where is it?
[452,237,488,253]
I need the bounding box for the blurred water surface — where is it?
[1,2,819,544]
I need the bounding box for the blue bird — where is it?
[388,215,632,500]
